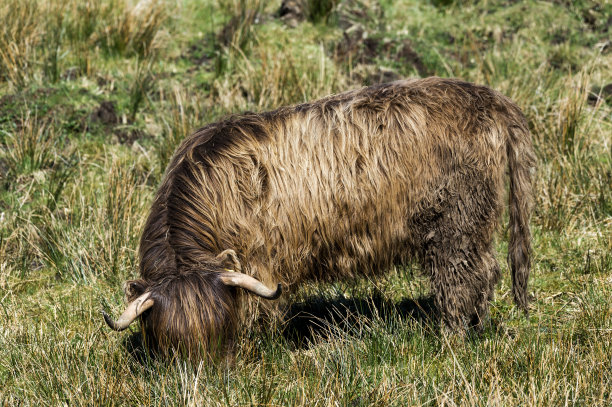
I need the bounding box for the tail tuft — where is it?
[506,116,535,312]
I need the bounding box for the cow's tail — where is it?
[506,112,535,312]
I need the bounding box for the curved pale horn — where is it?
[219,271,282,300]
[102,292,154,331]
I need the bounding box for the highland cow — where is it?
[103,77,535,358]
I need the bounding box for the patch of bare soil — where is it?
[588,83,612,106]
[278,0,304,28]
[89,101,118,126]
[112,128,147,146]
[581,5,612,33]
[184,40,214,68]
[335,26,431,82]
[84,101,148,146]
[331,0,430,83]
[61,67,81,81]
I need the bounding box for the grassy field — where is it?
[0,0,610,405]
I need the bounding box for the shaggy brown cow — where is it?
[103,77,535,358]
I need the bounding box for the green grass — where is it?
[1,0,611,405]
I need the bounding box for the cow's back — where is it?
[142,78,510,290]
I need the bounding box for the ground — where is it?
[0,0,610,405]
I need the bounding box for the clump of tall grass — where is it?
[213,32,345,110]
[128,57,157,122]
[0,0,169,87]
[1,112,57,176]
[104,157,143,276]
[213,0,264,77]
[155,85,209,176]
[303,0,341,24]
[100,0,168,58]
[33,153,152,282]
[528,70,611,232]
[0,0,42,87]
[217,0,264,51]
[206,0,348,110]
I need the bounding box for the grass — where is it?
[1,0,611,405]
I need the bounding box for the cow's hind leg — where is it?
[420,179,503,332]
[424,237,501,332]
[471,250,501,330]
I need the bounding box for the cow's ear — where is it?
[216,249,242,272]
[124,279,149,301]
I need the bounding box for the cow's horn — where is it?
[220,271,282,300]
[102,292,154,331]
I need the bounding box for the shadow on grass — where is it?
[121,292,504,364]
[120,294,440,363]
[281,293,439,348]
[122,331,155,365]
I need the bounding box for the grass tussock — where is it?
[0,0,168,87]
[0,0,41,87]
[0,0,611,405]
[2,112,58,176]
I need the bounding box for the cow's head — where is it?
[102,250,281,358]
